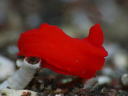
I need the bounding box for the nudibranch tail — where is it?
[86,24,104,46]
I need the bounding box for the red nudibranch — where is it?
[17,24,108,79]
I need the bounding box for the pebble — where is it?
[97,76,111,85]
[113,51,128,70]
[0,89,38,96]
[121,74,128,86]
[55,94,64,96]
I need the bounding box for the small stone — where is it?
[55,94,64,96]
[121,74,128,86]
[55,88,63,94]
[83,78,97,89]
[0,89,38,96]
[113,51,128,70]
[97,76,111,85]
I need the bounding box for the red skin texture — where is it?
[17,24,108,79]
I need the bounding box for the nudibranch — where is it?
[17,24,108,79]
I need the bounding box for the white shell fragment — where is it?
[0,55,15,82]
[0,89,38,96]
[55,94,64,96]
[97,76,111,85]
[121,74,128,86]
[0,57,41,90]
